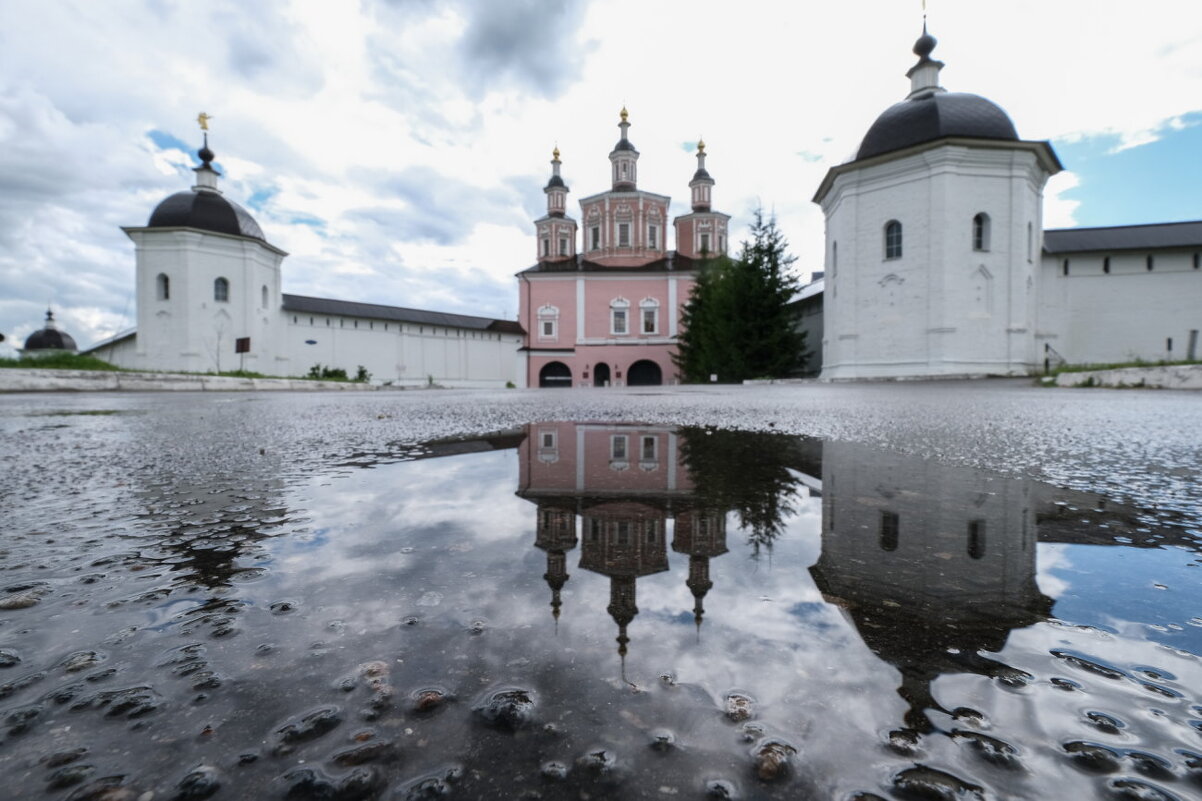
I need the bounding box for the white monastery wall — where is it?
[1037,251,1202,365]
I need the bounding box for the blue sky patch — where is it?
[1054,113,1202,227]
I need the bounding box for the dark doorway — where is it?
[593,363,611,387]
[626,359,663,386]
[539,361,572,388]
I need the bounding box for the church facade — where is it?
[515,110,729,388]
[87,138,523,386]
[811,26,1202,380]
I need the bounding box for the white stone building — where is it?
[810,26,1202,380]
[87,138,523,386]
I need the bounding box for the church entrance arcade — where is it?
[626,359,663,386]
[539,361,572,388]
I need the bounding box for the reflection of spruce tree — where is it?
[679,427,802,556]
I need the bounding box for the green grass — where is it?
[1050,358,1200,376]
[0,353,127,371]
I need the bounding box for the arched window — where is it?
[156,273,170,301]
[214,277,229,302]
[968,520,986,559]
[261,285,268,308]
[884,220,902,259]
[972,213,990,251]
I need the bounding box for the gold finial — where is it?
[197,112,212,131]
[620,106,629,123]
[553,145,560,160]
[697,136,706,153]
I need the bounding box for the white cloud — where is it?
[2,0,1200,350]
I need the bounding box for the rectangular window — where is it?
[611,435,627,460]
[700,233,711,252]
[718,234,725,253]
[591,227,600,250]
[618,223,630,247]
[641,436,656,461]
[541,238,549,256]
[648,225,657,249]
[541,431,556,449]
[642,308,657,334]
[612,309,627,335]
[541,320,555,338]
[559,237,568,255]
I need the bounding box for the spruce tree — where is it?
[674,209,806,382]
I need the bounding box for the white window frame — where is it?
[591,226,600,251]
[648,224,658,250]
[699,232,711,253]
[610,435,629,470]
[559,236,568,256]
[214,277,229,303]
[618,222,631,248]
[639,298,659,335]
[884,220,903,260]
[610,297,630,335]
[537,304,559,341]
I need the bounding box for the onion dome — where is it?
[856,24,1020,161]
[146,136,266,241]
[612,106,637,152]
[23,309,77,352]
[692,138,712,182]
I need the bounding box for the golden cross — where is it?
[197,112,212,131]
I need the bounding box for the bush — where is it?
[354,365,371,383]
[307,364,349,381]
[0,353,125,372]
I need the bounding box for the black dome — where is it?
[692,167,712,182]
[545,174,566,189]
[612,138,637,152]
[857,92,1019,161]
[147,189,266,241]
[24,322,76,352]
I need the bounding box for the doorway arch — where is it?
[538,361,573,388]
[593,363,611,387]
[626,359,663,386]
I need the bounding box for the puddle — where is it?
[1,420,1200,799]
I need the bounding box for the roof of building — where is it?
[1043,220,1202,254]
[281,294,523,334]
[148,189,266,241]
[518,251,701,275]
[612,138,637,153]
[23,310,77,352]
[545,174,566,189]
[857,92,1020,161]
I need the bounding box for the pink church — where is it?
[517,109,730,387]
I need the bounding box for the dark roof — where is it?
[691,168,712,182]
[148,189,266,241]
[24,312,77,352]
[281,294,523,334]
[1043,220,1202,254]
[519,251,700,275]
[24,327,77,352]
[545,174,566,189]
[612,138,637,153]
[857,92,1019,161]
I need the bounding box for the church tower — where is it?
[535,148,577,262]
[813,24,1061,379]
[674,139,730,259]
[123,134,287,373]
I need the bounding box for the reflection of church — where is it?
[518,423,728,664]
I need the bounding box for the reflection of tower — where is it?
[579,503,670,665]
[672,508,728,629]
[811,440,1052,736]
[534,504,578,622]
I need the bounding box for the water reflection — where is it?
[4,416,1201,800]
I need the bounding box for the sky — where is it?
[2,0,1201,354]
